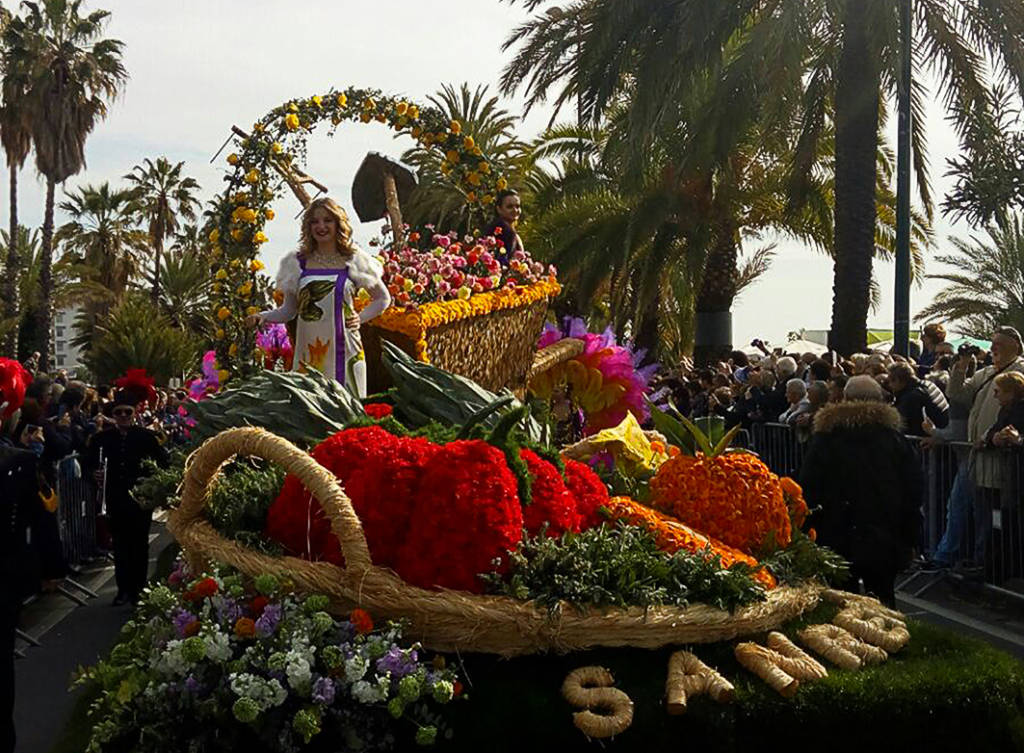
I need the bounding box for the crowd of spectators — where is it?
[650,323,1024,601]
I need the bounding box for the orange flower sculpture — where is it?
[649,419,793,555]
[604,497,776,589]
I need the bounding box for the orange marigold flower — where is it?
[350,608,374,634]
[234,617,256,638]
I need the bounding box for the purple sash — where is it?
[299,257,349,384]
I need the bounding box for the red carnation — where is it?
[396,440,523,593]
[363,403,393,419]
[563,458,610,530]
[250,595,269,616]
[265,426,400,565]
[343,435,439,569]
[194,577,219,598]
[519,449,580,538]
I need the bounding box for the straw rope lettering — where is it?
[665,651,734,714]
[561,666,633,739]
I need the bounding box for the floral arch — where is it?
[207,87,511,379]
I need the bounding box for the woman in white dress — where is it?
[252,197,391,398]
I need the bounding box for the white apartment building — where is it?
[53,307,85,373]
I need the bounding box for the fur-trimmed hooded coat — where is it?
[799,401,924,575]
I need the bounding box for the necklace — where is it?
[307,246,349,267]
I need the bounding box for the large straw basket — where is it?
[362,278,560,393]
[168,426,824,657]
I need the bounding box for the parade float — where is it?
[72,89,1024,753]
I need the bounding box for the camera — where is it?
[957,343,981,358]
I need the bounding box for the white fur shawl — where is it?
[275,245,384,293]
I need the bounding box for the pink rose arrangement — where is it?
[375,228,556,308]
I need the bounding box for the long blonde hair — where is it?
[298,197,355,258]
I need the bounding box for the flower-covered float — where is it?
[86,354,1024,752]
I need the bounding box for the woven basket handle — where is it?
[177,426,373,571]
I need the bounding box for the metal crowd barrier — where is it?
[56,454,99,568]
[743,422,1024,601]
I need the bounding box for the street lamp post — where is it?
[894,0,913,357]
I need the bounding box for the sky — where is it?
[0,0,983,348]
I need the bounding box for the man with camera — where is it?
[946,326,1024,576]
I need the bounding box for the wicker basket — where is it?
[168,427,824,657]
[363,279,559,394]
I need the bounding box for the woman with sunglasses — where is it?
[85,392,169,606]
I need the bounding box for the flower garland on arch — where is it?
[207,87,514,379]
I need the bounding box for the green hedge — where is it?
[441,606,1024,753]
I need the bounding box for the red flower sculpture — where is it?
[363,403,393,419]
[395,440,523,593]
[519,449,580,538]
[562,458,610,530]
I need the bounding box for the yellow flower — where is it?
[215,328,225,340]
[472,146,483,157]
[209,228,220,244]
[253,231,268,244]
[465,191,477,203]
[359,112,371,123]
[244,169,260,184]
[237,282,253,297]
[478,161,490,174]
[243,208,257,223]
[228,343,238,357]
[264,209,275,220]
[218,369,230,383]
[311,95,322,108]
[446,150,459,164]
[439,161,451,176]
[233,191,249,204]
[450,120,462,135]
[227,153,239,165]
[336,93,347,108]
[284,113,300,130]
[374,112,386,123]
[463,136,475,150]
[411,126,423,139]
[467,172,482,186]
[217,307,231,321]
[482,194,495,205]
[396,101,408,116]
[215,269,228,280]
[231,228,244,241]
[230,259,242,268]
[364,97,376,111]
[287,102,298,112]
[421,133,433,145]
[253,122,264,133]
[211,245,221,257]
[212,282,221,293]
[403,278,414,292]
[496,177,508,191]
[408,105,419,119]
[271,142,283,154]
[246,306,260,316]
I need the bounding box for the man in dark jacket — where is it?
[85,392,168,605]
[800,376,924,606]
[888,362,949,437]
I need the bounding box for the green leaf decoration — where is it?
[646,398,697,454]
[678,414,717,457]
[297,280,335,322]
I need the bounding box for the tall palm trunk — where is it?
[829,1,882,356]
[694,221,739,365]
[36,178,56,372]
[151,233,163,303]
[2,164,19,355]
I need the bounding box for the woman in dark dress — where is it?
[482,189,525,267]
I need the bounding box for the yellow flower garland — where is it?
[372,277,560,363]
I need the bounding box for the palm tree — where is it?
[124,156,201,302]
[398,83,531,234]
[55,182,148,353]
[0,4,33,356]
[2,0,127,370]
[0,226,39,355]
[146,229,212,336]
[916,213,1024,338]
[503,0,1024,355]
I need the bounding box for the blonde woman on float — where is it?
[250,197,391,398]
